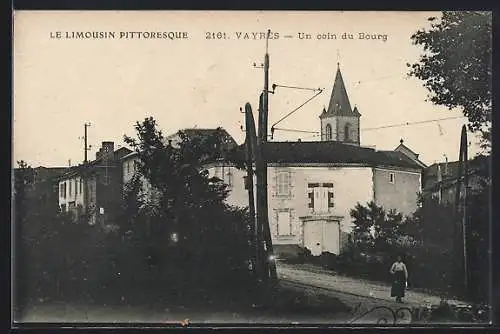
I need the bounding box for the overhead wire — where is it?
[271,115,467,137]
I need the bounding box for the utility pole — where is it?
[83,122,91,220]
[454,125,469,297]
[243,103,259,281]
[256,29,277,282]
[84,122,91,164]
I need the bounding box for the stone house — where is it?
[57,141,131,225]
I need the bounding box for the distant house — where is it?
[57,141,131,226]
[13,166,67,210]
[121,127,238,196]
[422,155,489,205]
[210,140,424,256]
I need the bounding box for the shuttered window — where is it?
[277,210,292,236]
[276,171,291,196]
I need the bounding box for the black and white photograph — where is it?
[12,10,492,326]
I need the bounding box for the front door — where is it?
[303,221,323,256]
[322,221,340,255]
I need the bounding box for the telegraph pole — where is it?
[256,29,277,281]
[84,122,91,164]
[454,125,469,297]
[83,122,91,219]
[243,103,259,282]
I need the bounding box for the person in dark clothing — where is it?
[390,255,408,303]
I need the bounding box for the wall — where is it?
[121,155,156,200]
[58,176,85,211]
[122,156,141,185]
[268,166,373,245]
[320,117,337,141]
[335,116,360,145]
[215,163,374,247]
[372,167,421,217]
[94,162,123,224]
[207,164,250,208]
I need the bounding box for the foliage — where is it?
[400,196,455,250]
[408,11,492,151]
[121,117,254,290]
[350,201,404,254]
[464,155,491,303]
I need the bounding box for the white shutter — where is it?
[277,211,291,236]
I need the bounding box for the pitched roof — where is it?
[394,141,427,168]
[167,128,238,149]
[320,66,361,118]
[423,155,490,189]
[57,146,132,180]
[232,141,424,169]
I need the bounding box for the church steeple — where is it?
[319,64,361,145]
[320,65,360,119]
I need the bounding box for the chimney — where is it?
[444,156,448,177]
[101,141,115,163]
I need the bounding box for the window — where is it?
[226,169,233,187]
[277,210,292,236]
[308,182,334,213]
[69,180,72,197]
[243,176,249,190]
[325,124,332,140]
[60,183,64,197]
[389,173,395,184]
[80,179,83,194]
[276,171,291,196]
[344,123,351,142]
[126,161,130,174]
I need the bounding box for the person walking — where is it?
[390,255,408,303]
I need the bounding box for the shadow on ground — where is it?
[15,280,352,323]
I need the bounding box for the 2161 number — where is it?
[205,32,228,40]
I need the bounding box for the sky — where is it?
[13,11,483,168]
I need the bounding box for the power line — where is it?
[361,116,466,132]
[272,84,321,92]
[272,127,318,134]
[271,115,467,137]
[353,74,406,86]
[270,89,324,129]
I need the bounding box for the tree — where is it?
[376,209,404,249]
[349,202,373,250]
[123,117,253,290]
[408,11,492,151]
[350,201,405,254]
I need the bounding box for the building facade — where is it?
[58,142,131,226]
[207,142,423,256]
[422,155,488,205]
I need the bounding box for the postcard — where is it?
[12,10,492,326]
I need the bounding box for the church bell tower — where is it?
[319,63,361,145]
